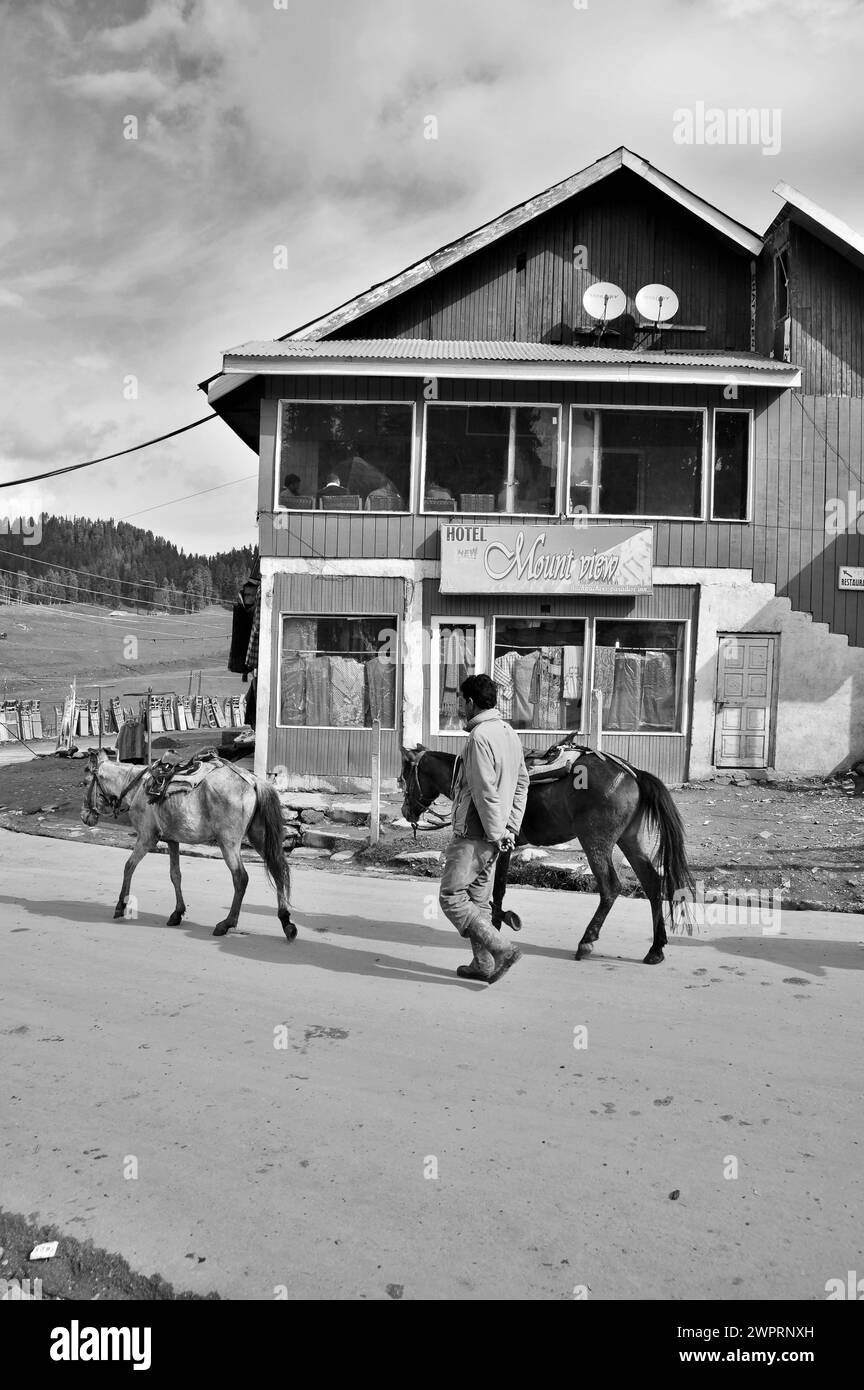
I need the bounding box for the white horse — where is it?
[82,749,296,939]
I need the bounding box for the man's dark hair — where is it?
[460,673,497,710]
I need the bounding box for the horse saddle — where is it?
[144,748,222,802]
[525,740,592,784]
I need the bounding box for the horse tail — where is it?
[633,768,694,932]
[251,781,291,903]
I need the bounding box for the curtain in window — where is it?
[439,626,475,730]
[305,655,331,727]
[330,657,366,726]
[280,656,306,725]
[366,656,396,725]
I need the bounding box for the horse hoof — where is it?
[503,910,522,933]
[575,942,593,960]
[643,949,665,965]
[166,911,183,927]
[282,921,298,942]
[212,922,232,937]
[113,907,125,920]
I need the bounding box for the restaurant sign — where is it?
[439,522,653,596]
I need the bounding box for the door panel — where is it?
[714,635,775,768]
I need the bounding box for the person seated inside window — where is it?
[424,478,456,506]
[364,479,404,510]
[347,453,388,499]
[317,470,349,499]
[282,473,302,499]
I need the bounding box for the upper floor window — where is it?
[568,407,704,519]
[422,404,559,514]
[712,410,751,521]
[278,402,413,512]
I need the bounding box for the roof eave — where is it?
[772,180,864,273]
[219,355,800,388]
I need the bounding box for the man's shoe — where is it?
[456,960,493,981]
[487,946,523,985]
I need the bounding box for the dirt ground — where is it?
[0,1210,219,1300]
[2,753,864,912]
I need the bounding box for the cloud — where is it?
[61,67,174,104]
[100,0,190,53]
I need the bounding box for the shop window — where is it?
[712,410,750,520]
[568,408,703,518]
[279,615,397,728]
[492,618,586,732]
[431,619,486,733]
[424,405,559,514]
[594,620,685,733]
[278,403,412,511]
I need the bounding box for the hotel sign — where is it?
[439,522,653,596]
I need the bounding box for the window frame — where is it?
[429,616,487,737]
[420,400,564,518]
[566,403,709,522]
[490,615,589,736]
[590,616,691,737]
[275,610,401,731]
[710,406,753,523]
[274,398,416,515]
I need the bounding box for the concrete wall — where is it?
[660,568,864,776]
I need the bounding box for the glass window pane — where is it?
[594,621,684,732]
[424,405,559,513]
[569,408,594,513]
[437,624,478,731]
[279,404,412,511]
[597,411,702,517]
[493,619,585,731]
[279,615,397,728]
[713,412,749,520]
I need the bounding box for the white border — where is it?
[274,397,415,516]
[274,610,401,731]
[489,615,589,736]
[590,615,691,736]
[419,400,563,519]
[710,407,753,522]
[429,616,487,737]
[566,403,709,522]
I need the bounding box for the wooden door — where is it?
[714,635,775,768]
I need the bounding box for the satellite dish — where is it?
[635,283,679,323]
[582,282,627,323]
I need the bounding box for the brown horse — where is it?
[82,749,296,940]
[400,742,693,964]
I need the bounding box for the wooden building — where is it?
[201,147,864,787]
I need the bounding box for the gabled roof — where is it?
[282,147,764,344]
[771,181,864,273]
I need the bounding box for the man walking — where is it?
[439,673,529,984]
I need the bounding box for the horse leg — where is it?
[113,834,155,920]
[618,824,667,965]
[575,839,622,961]
[212,838,249,936]
[165,839,187,927]
[246,818,296,941]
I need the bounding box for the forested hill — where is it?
[0,514,254,613]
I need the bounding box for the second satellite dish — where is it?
[635,283,679,323]
[582,282,627,322]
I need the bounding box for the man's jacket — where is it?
[451,708,529,843]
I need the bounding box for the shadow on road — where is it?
[708,934,864,976]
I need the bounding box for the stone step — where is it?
[299,824,373,853]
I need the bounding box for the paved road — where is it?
[2,828,862,1300]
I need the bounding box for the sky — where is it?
[2,0,864,555]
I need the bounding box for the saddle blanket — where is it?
[526,745,589,783]
[144,752,260,801]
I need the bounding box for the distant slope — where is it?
[0,601,244,712]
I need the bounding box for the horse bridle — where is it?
[85,763,148,819]
[401,754,451,839]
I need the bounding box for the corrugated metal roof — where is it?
[224,338,791,371]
